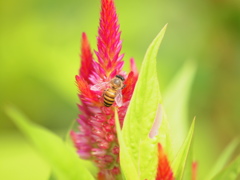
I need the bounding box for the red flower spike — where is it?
[71,0,138,179]
[156,143,174,180]
[75,76,99,104]
[192,161,198,180]
[79,33,94,84]
[96,0,124,78]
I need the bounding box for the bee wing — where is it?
[115,90,123,107]
[90,82,109,91]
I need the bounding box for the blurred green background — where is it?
[1,0,240,179]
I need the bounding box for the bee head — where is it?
[116,74,125,81]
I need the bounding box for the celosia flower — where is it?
[156,143,174,180]
[155,144,198,180]
[70,0,138,179]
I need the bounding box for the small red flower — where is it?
[70,0,138,179]
[156,143,174,180]
[192,161,198,180]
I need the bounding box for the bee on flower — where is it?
[70,0,138,179]
[91,75,126,107]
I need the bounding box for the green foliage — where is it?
[157,106,172,160]
[163,61,197,180]
[172,118,195,180]
[122,24,167,180]
[163,60,196,157]
[5,106,94,180]
[1,1,240,178]
[206,138,240,180]
[212,156,240,180]
[114,108,139,180]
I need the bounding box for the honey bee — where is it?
[90,75,125,107]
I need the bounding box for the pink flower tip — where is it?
[70,0,139,178]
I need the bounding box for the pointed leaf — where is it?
[5,105,94,180]
[114,108,139,180]
[122,24,167,180]
[163,60,196,157]
[165,61,197,179]
[172,118,195,180]
[182,145,195,180]
[212,156,240,180]
[206,138,239,180]
[140,138,162,180]
[158,111,173,160]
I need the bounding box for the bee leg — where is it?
[122,85,126,89]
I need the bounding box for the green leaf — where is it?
[163,60,196,157]
[172,118,195,180]
[163,61,197,180]
[114,108,139,180]
[212,156,240,180]
[5,105,94,180]
[122,24,167,180]
[158,109,173,160]
[206,138,240,180]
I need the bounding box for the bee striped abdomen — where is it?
[103,88,116,107]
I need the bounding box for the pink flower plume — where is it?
[71,0,138,179]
